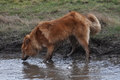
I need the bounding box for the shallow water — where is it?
[0,52,120,80]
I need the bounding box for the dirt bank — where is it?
[1,34,120,58]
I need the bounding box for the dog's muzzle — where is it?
[22,55,29,61]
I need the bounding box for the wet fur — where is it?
[21,11,101,62]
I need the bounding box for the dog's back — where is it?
[39,11,90,43]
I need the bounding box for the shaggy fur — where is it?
[21,11,101,62]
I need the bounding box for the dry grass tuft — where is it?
[0,15,23,24]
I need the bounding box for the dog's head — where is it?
[21,35,38,61]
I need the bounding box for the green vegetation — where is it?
[0,0,120,49]
[0,0,120,18]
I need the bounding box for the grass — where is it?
[0,0,120,18]
[92,25,120,39]
[0,0,120,49]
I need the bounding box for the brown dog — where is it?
[21,11,101,62]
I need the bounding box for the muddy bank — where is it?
[0,40,22,52]
[90,36,120,55]
[0,35,120,58]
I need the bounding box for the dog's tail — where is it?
[87,14,101,35]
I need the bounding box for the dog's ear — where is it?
[25,38,30,46]
[24,35,30,46]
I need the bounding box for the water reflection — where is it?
[22,61,71,80]
[69,61,89,80]
[22,62,45,79]
[22,59,91,80]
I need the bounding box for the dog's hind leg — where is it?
[76,35,90,61]
[43,45,55,63]
[67,36,78,56]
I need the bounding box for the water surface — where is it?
[0,52,120,80]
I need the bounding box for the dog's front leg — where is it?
[43,45,54,63]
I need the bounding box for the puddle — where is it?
[0,52,120,80]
